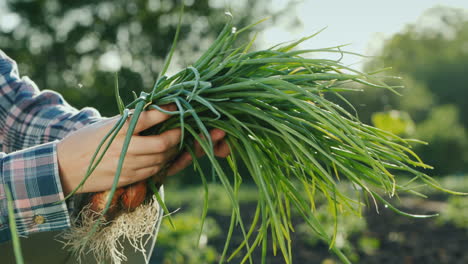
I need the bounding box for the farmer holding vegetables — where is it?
[0,50,229,263]
[2,7,462,262]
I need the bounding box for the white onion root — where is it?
[60,196,160,264]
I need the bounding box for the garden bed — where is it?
[152,181,468,264]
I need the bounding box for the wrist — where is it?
[56,138,74,196]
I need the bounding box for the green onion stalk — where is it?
[8,11,466,264]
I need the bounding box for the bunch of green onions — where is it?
[7,11,465,264]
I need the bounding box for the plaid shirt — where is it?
[0,50,101,242]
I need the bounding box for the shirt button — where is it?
[33,215,45,225]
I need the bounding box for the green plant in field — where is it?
[156,213,220,264]
[164,183,259,216]
[7,8,467,264]
[297,201,366,262]
[357,236,380,256]
[438,196,468,230]
[5,185,24,264]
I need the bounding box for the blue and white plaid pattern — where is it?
[0,50,101,243]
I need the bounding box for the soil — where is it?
[352,204,468,264]
[208,197,468,264]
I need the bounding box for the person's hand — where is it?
[166,128,230,176]
[57,105,229,195]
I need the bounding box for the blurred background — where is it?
[1,0,468,263]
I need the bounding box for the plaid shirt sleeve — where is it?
[0,50,102,242]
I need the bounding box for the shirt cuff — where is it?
[0,141,71,240]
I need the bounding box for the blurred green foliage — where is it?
[153,184,259,263]
[163,183,259,214]
[155,213,220,264]
[347,6,468,175]
[0,0,290,116]
[371,110,415,136]
[157,183,365,263]
[297,205,366,262]
[438,196,468,230]
[434,174,468,229]
[415,105,468,174]
[357,236,380,256]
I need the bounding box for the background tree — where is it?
[0,0,291,116]
[343,6,468,175]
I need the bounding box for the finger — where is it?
[214,140,230,158]
[166,139,228,176]
[134,165,162,182]
[210,129,226,142]
[129,128,182,154]
[166,152,193,176]
[165,131,229,176]
[132,104,177,134]
[127,148,178,169]
[193,129,226,157]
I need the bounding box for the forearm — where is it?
[0,142,71,243]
